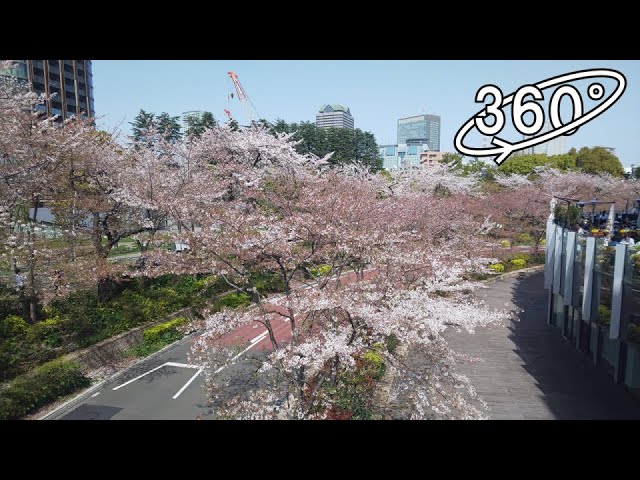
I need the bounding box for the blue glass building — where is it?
[397,114,440,151]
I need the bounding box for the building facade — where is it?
[379,143,430,170]
[316,104,354,130]
[397,114,440,151]
[2,60,94,121]
[545,209,640,394]
[420,151,451,166]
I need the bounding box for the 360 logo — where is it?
[454,69,627,165]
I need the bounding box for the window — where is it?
[407,145,417,155]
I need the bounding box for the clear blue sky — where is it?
[93,60,640,167]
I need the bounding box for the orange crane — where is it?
[227,71,259,126]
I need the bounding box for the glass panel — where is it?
[551,293,564,328]
[593,238,615,328]
[622,245,640,344]
[573,234,586,306]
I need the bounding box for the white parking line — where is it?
[90,392,101,398]
[165,361,200,369]
[113,363,168,391]
[213,330,269,374]
[113,361,202,391]
[173,368,204,399]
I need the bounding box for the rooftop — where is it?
[318,104,351,115]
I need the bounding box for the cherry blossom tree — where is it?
[132,126,509,419]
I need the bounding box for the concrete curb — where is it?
[482,264,545,284]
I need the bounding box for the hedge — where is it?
[143,317,188,344]
[213,292,251,311]
[0,359,90,420]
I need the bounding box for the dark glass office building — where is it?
[397,114,440,151]
[3,60,94,121]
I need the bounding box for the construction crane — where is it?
[227,71,260,126]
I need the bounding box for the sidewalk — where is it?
[447,270,640,419]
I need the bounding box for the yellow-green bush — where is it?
[516,233,533,244]
[499,240,511,247]
[143,317,187,344]
[361,350,385,381]
[489,263,505,273]
[509,258,527,269]
[309,264,332,277]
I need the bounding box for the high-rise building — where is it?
[397,114,440,151]
[316,104,354,130]
[1,60,94,121]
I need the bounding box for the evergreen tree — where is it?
[156,112,182,143]
[130,109,156,144]
[184,111,217,139]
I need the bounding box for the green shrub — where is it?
[0,315,29,338]
[250,272,284,294]
[488,263,505,273]
[385,334,400,354]
[214,292,251,311]
[597,304,611,325]
[499,240,511,247]
[143,317,187,344]
[331,349,387,420]
[131,317,189,358]
[309,264,332,277]
[511,253,530,262]
[509,258,527,269]
[539,239,547,246]
[516,233,534,244]
[0,284,22,320]
[361,350,386,381]
[0,315,34,381]
[31,316,66,348]
[0,359,90,420]
[51,290,100,343]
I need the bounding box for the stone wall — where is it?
[63,308,193,374]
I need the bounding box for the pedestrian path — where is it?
[448,271,640,419]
